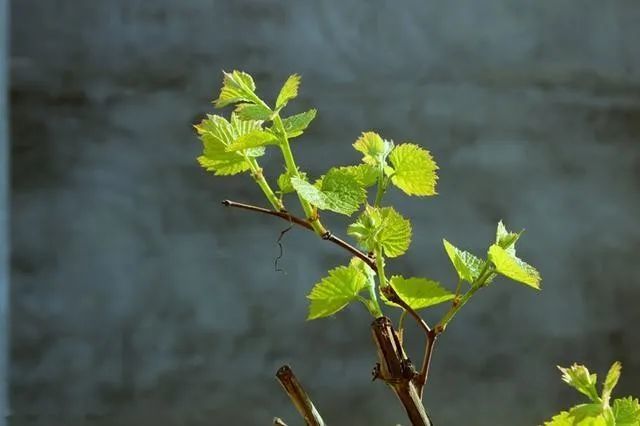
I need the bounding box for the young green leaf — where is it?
[276,74,301,109]
[387,143,438,196]
[566,404,613,425]
[226,130,278,152]
[348,205,412,258]
[335,164,378,188]
[307,264,368,320]
[496,220,521,256]
[353,132,393,165]
[384,276,454,310]
[215,70,258,108]
[612,397,640,425]
[602,361,622,404]
[558,364,600,402]
[279,109,317,138]
[442,239,485,284]
[545,406,612,426]
[234,103,273,121]
[488,244,541,289]
[291,168,366,216]
[195,114,263,175]
[277,170,306,194]
[544,410,573,426]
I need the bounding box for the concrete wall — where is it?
[0,0,8,424]
[9,1,640,425]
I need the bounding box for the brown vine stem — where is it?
[371,317,433,426]
[380,285,435,397]
[276,365,326,426]
[222,199,376,271]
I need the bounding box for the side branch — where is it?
[276,365,326,426]
[222,199,376,271]
[416,330,437,398]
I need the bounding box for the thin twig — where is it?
[222,199,376,271]
[276,365,326,426]
[222,200,312,230]
[416,330,437,398]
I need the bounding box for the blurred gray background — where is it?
[8,1,640,425]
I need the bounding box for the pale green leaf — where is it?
[348,205,412,258]
[234,103,273,121]
[195,114,264,176]
[226,130,278,152]
[544,410,573,426]
[569,404,607,423]
[276,74,301,109]
[559,364,600,402]
[602,361,622,404]
[388,143,438,196]
[496,220,521,256]
[545,407,612,426]
[353,132,394,165]
[488,244,541,289]
[334,164,378,188]
[385,276,454,310]
[277,170,306,194]
[307,264,368,320]
[214,70,257,107]
[442,239,485,283]
[279,109,317,138]
[613,397,640,426]
[291,168,366,216]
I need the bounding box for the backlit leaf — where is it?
[214,70,257,108]
[388,143,438,196]
[276,74,301,109]
[488,244,541,289]
[291,168,366,216]
[442,239,485,284]
[307,264,368,320]
[385,276,454,310]
[348,206,412,258]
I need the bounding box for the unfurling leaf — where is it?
[602,361,622,404]
[348,205,412,258]
[276,74,301,109]
[488,244,541,289]
[442,239,485,284]
[307,264,368,320]
[353,132,393,165]
[612,397,640,425]
[195,114,264,175]
[558,364,600,402]
[279,109,317,138]
[214,70,258,108]
[291,168,366,216]
[496,220,521,256]
[388,143,438,196]
[384,276,454,310]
